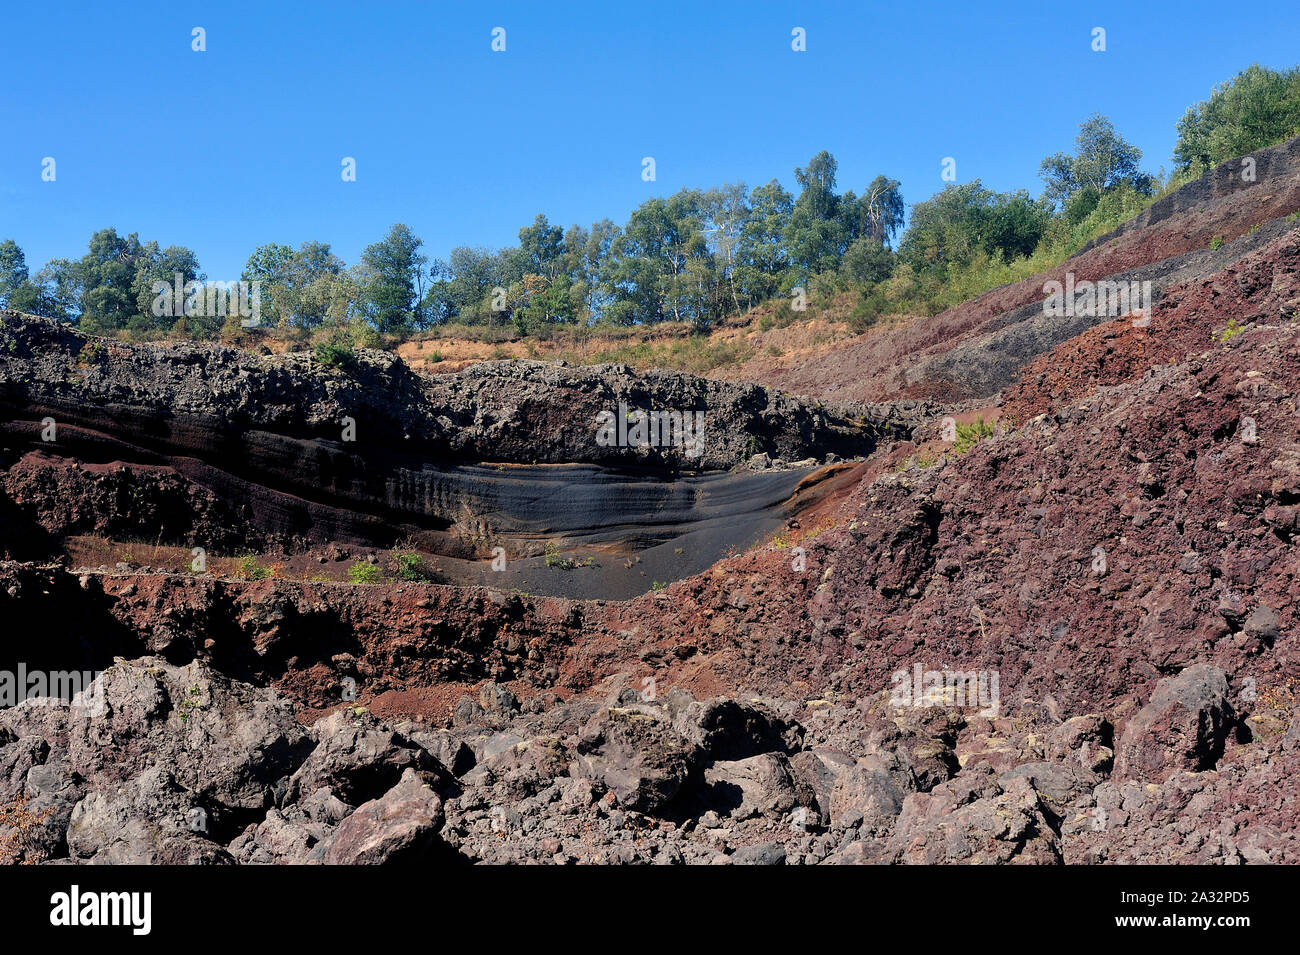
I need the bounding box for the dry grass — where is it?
[0,797,53,865]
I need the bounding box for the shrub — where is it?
[347,561,383,584]
[1216,317,1245,342]
[313,336,357,372]
[953,417,996,455]
[0,797,54,864]
[350,323,381,350]
[234,553,271,580]
[390,551,433,581]
[76,341,103,365]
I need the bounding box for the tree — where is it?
[841,236,896,284]
[243,243,296,327]
[736,179,794,304]
[856,175,905,246]
[290,242,345,327]
[1039,114,1151,210]
[702,183,750,314]
[560,223,593,323]
[607,191,712,325]
[785,151,849,275]
[132,242,203,332]
[0,240,30,309]
[427,246,497,323]
[518,214,565,281]
[76,229,147,333]
[835,175,903,286]
[31,259,79,321]
[899,181,1052,276]
[582,219,620,320]
[243,241,346,328]
[1175,64,1300,172]
[356,223,427,332]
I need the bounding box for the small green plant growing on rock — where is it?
[347,561,383,584]
[76,341,102,366]
[234,553,271,580]
[543,542,571,569]
[1216,318,1245,343]
[953,417,996,455]
[178,683,202,724]
[313,339,356,372]
[1209,235,1224,250]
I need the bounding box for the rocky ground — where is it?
[2,139,1300,864]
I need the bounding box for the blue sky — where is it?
[2,0,1297,281]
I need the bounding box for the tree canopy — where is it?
[1174,63,1300,172]
[1039,114,1151,211]
[9,61,1292,341]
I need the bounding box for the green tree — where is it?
[841,237,896,284]
[899,181,1052,277]
[242,243,296,327]
[736,179,793,304]
[131,242,203,332]
[852,175,905,246]
[427,246,498,323]
[1039,114,1151,210]
[0,240,30,309]
[518,214,565,281]
[289,242,346,327]
[356,223,427,332]
[31,259,80,321]
[607,191,711,325]
[702,183,750,314]
[784,151,849,275]
[582,219,620,319]
[560,223,593,323]
[243,241,346,329]
[76,229,147,333]
[1174,64,1300,172]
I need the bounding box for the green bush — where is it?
[1216,317,1244,342]
[234,553,271,580]
[390,551,433,581]
[953,417,997,455]
[313,336,357,372]
[346,561,383,584]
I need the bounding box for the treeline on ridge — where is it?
[2,63,1298,345]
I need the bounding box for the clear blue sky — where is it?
[2,0,1297,281]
